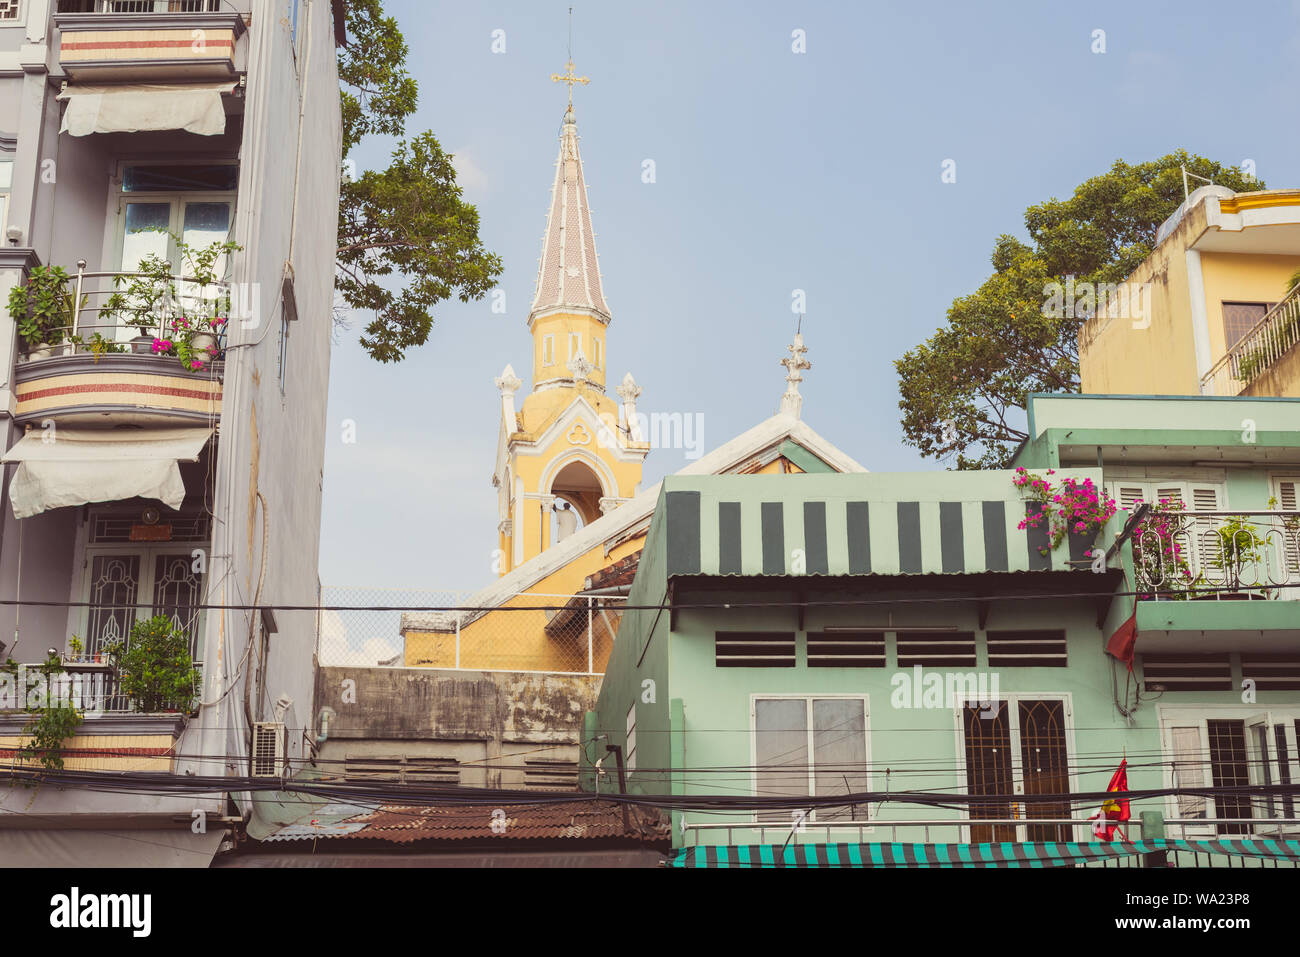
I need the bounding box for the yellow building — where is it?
[401,65,866,672]
[1078,186,1300,397]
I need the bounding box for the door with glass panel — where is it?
[111,164,237,342]
[962,697,1072,843]
[753,696,870,828]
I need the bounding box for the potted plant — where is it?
[1130,499,1201,600]
[1013,467,1118,562]
[7,265,86,360]
[105,614,200,713]
[64,635,84,664]
[1202,514,1270,600]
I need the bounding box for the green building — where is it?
[585,394,1300,867]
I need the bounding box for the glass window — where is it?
[755,696,869,823]
[123,164,239,193]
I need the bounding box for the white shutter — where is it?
[1275,478,1299,577]
[1188,486,1221,582]
[1170,726,1209,820]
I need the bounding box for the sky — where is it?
[318,0,1300,591]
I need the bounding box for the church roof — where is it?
[530,107,610,324]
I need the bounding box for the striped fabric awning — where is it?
[668,839,1300,868]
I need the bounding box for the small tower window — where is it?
[569,332,583,359]
[542,335,554,366]
[593,338,602,368]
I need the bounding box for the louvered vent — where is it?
[524,759,579,791]
[90,511,211,544]
[896,631,976,668]
[986,630,1067,667]
[807,631,885,667]
[1240,655,1300,691]
[1278,479,1299,576]
[344,756,459,784]
[715,632,796,667]
[251,722,285,777]
[1140,655,1233,692]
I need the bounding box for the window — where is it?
[83,548,206,661]
[0,1,19,20]
[568,332,582,360]
[1222,301,1274,350]
[542,335,554,366]
[1274,476,1300,579]
[625,703,637,773]
[753,696,869,824]
[593,337,602,369]
[1159,709,1300,837]
[1111,479,1225,579]
[961,696,1071,842]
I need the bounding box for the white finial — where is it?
[617,372,644,442]
[495,364,522,432]
[779,333,810,419]
[567,352,594,384]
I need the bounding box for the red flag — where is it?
[1106,611,1138,671]
[1090,759,1131,842]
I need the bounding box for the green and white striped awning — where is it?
[668,839,1300,868]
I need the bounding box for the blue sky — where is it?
[318,0,1300,590]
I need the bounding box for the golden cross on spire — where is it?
[551,59,590,109]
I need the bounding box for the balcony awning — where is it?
[668,838,1300,868]
[57,81,237,137]
[2,426,213,519]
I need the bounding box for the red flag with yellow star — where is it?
[1090,759,1131,841]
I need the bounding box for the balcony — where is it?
[54,2,246,83]
[1201,281,1300,397]
[1129,509,1300,648]
[12,263,227,426]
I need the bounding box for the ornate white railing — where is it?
[1132,510,1300,598]
[1201,281,1300,395]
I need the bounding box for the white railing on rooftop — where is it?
[1201,281,1300,396]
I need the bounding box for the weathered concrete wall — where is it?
[1242,341,1300,397]
[315,666,601,790]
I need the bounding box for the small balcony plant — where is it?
[1207,515,1270,599]
[104,615,200,714]
[1130,498,1200,600]
[99,232,240,374]
[7,265,87,360]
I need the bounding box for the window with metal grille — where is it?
[523,759,578,791]
[896,631,975,668]
[807,631,885,667]
[1140,655,1233,692]
[90,510,211,545]
[1207,719,1252,835]
[1240,655,1300,692]
[1222,301,1273,350]
[986,630,1067,667]
[753,696,869,823]
[715,632,795,667]
[0,0,19,20]
[963,700,1014,843]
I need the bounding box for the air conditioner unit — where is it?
[251,722,286,777]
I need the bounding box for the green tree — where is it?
[896,151,1262,469]
[337,0,503,363]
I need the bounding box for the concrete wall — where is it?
[316,665,599,789]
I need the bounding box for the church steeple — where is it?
[529,100,610,327]
[490,55,648,577]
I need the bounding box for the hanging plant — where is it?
[1130,498,1200,600]
[1014,467,1118,556]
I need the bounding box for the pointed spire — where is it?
[779,333,811,419]
[529,64,609,326]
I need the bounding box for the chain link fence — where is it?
[318,586,626,675]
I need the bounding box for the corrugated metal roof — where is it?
[659,469,1109,578]
[261,800,668,845]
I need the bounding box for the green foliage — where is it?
[17,654,82,771]
[8,265,86,348]
[337,0,502,363]
[896,151,1264,469]
[1210,515,1268,592]
[106,615,200,714]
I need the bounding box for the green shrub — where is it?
[106,615,200,713]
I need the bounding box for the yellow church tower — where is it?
[491,61,649,576]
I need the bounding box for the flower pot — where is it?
[131,335,155,355]
[190,332,219,355]
[27,342,53,360]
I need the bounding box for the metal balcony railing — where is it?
[16,261,232,364]
[3,661,202,714]
[76,1,221,13]
[1201,281,1300,395]
[1132,510,1300,599]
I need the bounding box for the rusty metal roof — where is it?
[261,799,668,845]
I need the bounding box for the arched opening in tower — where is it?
[550,460,605,544]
